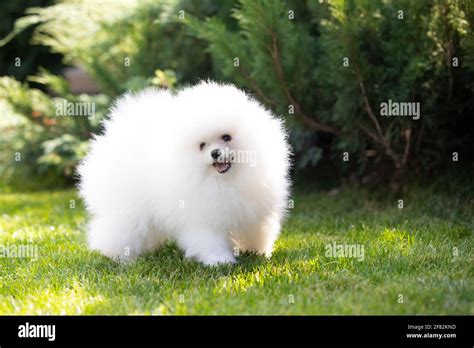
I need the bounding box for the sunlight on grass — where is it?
[0,189,472,314]
[378,228,415,256]
[0,287,107,315]
[380,228,415,246]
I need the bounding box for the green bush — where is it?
[0,75,110,190]
[2,0,224,96]
[187,0,474,183]
[0,0,63,82]
[1,0,473,191]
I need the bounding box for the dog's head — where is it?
[176,81,266,179]
[199,132,235,174]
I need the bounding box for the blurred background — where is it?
[1,0,473,193]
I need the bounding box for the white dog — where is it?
[78,81,291,265]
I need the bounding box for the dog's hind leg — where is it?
[87,215,151,261]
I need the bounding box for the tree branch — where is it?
[267,31,339,135]
[402,127,412,167]
[354,63,402,168]
[237,65,278,108]
[359,125,400,167]
[354,63,385,139]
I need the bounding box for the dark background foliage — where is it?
[0,0,473,191]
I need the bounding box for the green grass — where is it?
[0,187,472,315]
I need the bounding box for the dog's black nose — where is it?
[211,149,221,159]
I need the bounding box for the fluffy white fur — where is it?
[78,81,291,265]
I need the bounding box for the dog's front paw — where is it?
[196,253,237,266]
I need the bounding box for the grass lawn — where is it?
[0,187,472,315]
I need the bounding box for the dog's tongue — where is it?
[216,162,230,173]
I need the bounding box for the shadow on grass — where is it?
[130,243,272,277]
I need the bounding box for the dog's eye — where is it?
[199,142,206,151]
[222,134,232,142]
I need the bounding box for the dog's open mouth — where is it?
[213,161,232,174]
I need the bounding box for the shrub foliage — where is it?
[1,0,473,189]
